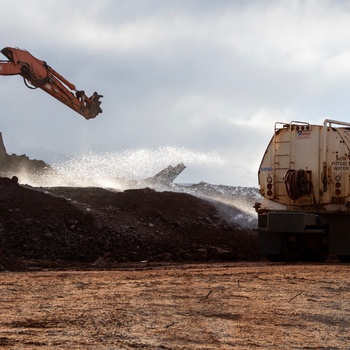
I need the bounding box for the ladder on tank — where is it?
[273,122,292,199]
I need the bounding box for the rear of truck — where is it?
[256,120,350,261]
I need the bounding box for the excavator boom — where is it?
[0,47,102,119]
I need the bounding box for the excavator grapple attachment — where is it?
[84,92,103,120]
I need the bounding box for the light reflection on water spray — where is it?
[24,146,258,228]
[40,146,225,189]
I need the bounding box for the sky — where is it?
[1,0,350,187]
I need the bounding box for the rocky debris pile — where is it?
[0,176,259,270]
[0,132,52,181]
[0,247,25,271]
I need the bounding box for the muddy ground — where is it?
[0,263,349,349]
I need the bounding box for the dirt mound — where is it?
[0,153,52,182]
[0,177,258,270]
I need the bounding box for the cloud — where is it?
[2,1,350,187]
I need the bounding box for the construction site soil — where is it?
[0,164,349,349]
[0,176,258,271]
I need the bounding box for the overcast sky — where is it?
[1,0,350,187]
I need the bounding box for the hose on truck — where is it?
[284,169,312,200]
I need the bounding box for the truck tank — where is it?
[255,119,350,262]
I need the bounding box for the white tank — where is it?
[258,119,350,211]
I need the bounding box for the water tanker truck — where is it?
[255,119,350,262]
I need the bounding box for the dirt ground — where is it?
[0,160,349,349]
[0,262,349,349]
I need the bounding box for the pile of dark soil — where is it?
[0,176,259,270]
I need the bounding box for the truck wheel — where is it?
[305,251,328,262]
[265,253,283,262]
[338,255,350,263]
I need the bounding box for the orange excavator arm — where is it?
[0,47,102,120]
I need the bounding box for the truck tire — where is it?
[338,255,350,263]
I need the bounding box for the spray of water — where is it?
[18,146,258,227]
[35,146,225,189]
